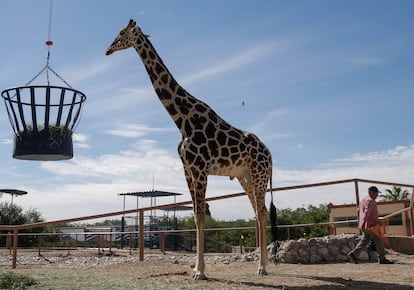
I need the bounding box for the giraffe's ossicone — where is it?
[106,19,275,280]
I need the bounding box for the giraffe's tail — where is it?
[269,165,280,263]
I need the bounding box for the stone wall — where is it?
[269,234,378,264]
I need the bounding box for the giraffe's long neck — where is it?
[133,33,212,136]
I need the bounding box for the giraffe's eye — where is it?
[120,30,125,36]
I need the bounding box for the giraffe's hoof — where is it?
[192,270,207,280]
[256,268,268,276]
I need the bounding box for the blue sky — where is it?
[0,0,413,222]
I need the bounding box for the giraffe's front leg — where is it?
[182,164,208,281]
[192,207,207,280]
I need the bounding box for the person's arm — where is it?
[359,201,369,229]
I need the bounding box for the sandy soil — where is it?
[1,249,413,289]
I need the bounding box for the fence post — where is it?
[354,180,360,206]
[67,236,71,255]
[6,231,12,254]
[109,232,112,253]
[160,232,165,254]
[354,180,361,234]
[12,229,18,269]
[38,235,42,256]
[139,209,144,261]
[410,187,414,236]
[239,230,244,254]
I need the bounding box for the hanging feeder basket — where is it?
[2,85,86,161]
[2,2,87,161]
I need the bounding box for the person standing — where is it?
[347,186,394,264]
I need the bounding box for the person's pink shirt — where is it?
[358,195,379,229]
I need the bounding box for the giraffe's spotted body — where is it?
[106,19,273,280]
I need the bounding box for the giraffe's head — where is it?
[106,19,143,55]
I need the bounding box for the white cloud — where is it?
[15,143,413,222]
[62,54,131,85]
[324,145,414,168]
[181,40,283,84]
[348,56,384,67]
[248,109,291,140]
[104,124,175,138]
[0,138,13,145]
[73,133,90,149]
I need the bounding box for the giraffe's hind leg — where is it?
[254,201,269,276]
[237,175,269,276]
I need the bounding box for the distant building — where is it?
[328,200,412,236]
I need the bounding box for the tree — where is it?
[175,215,257,252]
[0,202,27,225]
[276,204,329,240]
[379,186,411,201]
[0,202,45,247]
[174,203,329,252]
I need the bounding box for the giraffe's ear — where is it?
[144,34,151,38]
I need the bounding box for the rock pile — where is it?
[268,234,377,264]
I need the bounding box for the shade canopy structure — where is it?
[160,205,193,212]
[118,190,186,213]
[0,189,28,205]
[0,189,28,196]
[118,190,184,198]
[118,190,190,223]
[2,85,86,160]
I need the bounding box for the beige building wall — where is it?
[328,200,411,236]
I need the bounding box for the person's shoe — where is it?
[379,259,394,264]
[347,252,358,264]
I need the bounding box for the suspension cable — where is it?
[24,0,72,88]
[45,0,53,86]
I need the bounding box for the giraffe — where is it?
[106,19,275,280]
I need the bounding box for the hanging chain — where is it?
[24,0,72,89]
[24,66,48,86]
[48,66,73,89]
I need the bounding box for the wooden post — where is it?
[354,180,362,234]
[239,230,244,254]
[38,235,41,256]
[12,229,18,269]
[354,180,360,206]
[6,232,12,255]
[109,232,112,253]
[410,187,414,236]
[139,209,144,261]
[67,237,71,255]
[159,232,165,254]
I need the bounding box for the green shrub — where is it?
[0,271,38,289]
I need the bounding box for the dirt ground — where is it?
[1,249,413,289]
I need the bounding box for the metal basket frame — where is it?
[1,85,86,160]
